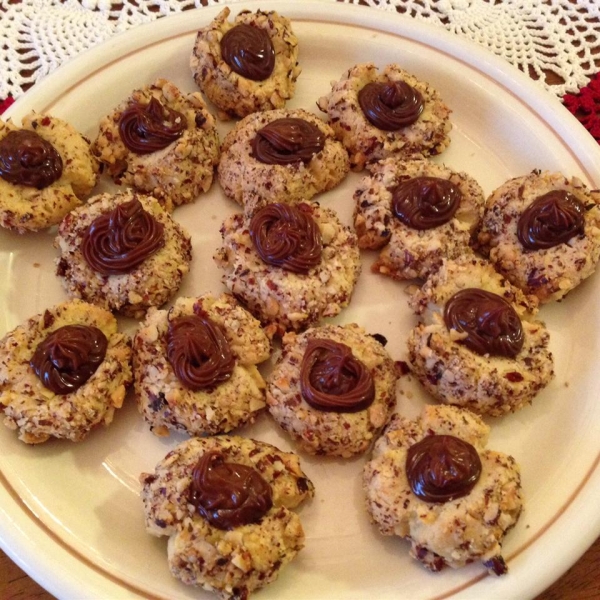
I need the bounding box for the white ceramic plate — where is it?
[1,2,599,599]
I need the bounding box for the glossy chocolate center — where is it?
[30,325,108,395]
[392,176,462,230]
[517,189,586,250]
[220,24,275,81]
[118,97,186,154]
[358,81,424,131]
[81,198,165,276]
[250,203,322,273]
[166,314,235,391]
[189,451,273,530]
[252,117,325,165]
[300,338,375,413]
[406,434,482,503]
[0,129,63,189]
[444,288,524,358]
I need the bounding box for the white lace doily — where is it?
[1,0,599,100]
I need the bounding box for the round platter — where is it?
[0,2,599,599]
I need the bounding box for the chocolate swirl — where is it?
[0,130,63,189]
[406,434,482,503]
[166,314,235,391]
[358,81,424,131]
[220,24,275,81]
[252,118,325,165]
[189,451,273,530]
[250,203,322,273]
[81,198,165,275]
[118,97,186,154]
[392,176,462,230]
[30,325,108,395]
[517,190,586,250]
[444,288,524,358]
[300,338,375,413]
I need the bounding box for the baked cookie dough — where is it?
[317,63,452,170]
[354,157,484,281]
[91,78,219,210]
[190,7,301,119]
[133,293,271,437]
[140,435,314,599]
[217,108,349,208]
[55,190,192,319]
[406,254,554,416]
[0,112,99,233]
[0,299,132,444]
[364,404,523,575]
[266,323,398,457]
[474,170,600,303]
[214,201,361,334]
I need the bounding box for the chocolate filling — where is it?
[0,130,63,189]
[118,97,186,154]
[444,288,524,358]
[81,198,165,275]
[358,81,424,131]
[30,325,108,395]
[221,24,275,81]
[189,451,273,530]
[166,314,235,391]
[517,189,586,250]
[250,203,322,273]
[300,338,375,413]
[391,176,462,230]
[252,118,325,165]
[406,434,482,503]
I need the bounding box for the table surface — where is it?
[1,537,599,599]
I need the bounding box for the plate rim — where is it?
[1,2,599,599]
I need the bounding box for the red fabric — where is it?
[563,73,600,143]
[0,96,15,115]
